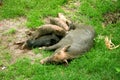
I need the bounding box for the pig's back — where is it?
[67,26,95,57]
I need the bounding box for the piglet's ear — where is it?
[58,13,67,21]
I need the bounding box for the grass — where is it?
[0,46,12,66]
[0,0,67,28]
[4,28,16,34]
[0,0,120,80]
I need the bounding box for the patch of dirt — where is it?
[103,10,120,26]
[0,17,42,64]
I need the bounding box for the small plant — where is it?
[5,28,16,34]
[115,67,120,73]
[32,48,40,54]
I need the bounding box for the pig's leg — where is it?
[40,45,71,64]
[30,24,66,40]
[39,43,61,51]
[40,56,53,64]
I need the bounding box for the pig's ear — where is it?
[58,13,67,21]
[61,45,70,52]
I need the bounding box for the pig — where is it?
[40,24,95,64]
[22,24,67,49]
[26,34,60,49]
[45,13,71,31]
[29,24,66,40]
[49,17,70,31]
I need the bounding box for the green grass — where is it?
[0,46,12,66]
[32,48,53,57]
[0,0,120,80]
[4,28,16,34]
[0,0,67,28]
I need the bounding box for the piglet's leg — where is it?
[39,43,60,51]
[40,57,52,64]
[30,24,66,40]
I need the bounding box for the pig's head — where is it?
[40,45,70,64]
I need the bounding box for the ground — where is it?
[0,0,82,66]
[0,17,42,65]
[0,4,119,66]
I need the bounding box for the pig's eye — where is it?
[57,52,61,55]
[55,52,60,55]
[53,56,59,61]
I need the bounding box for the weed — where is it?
[4,28,16,34]
[32,48,40,54]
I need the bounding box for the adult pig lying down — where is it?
[40,24,95,64]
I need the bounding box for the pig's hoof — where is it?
[39,47,46,50]
[40,60,44,64]
[66,31,69,34]
[39,47,42,50]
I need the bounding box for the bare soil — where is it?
[103,10,120,26]
[0,17,42,64]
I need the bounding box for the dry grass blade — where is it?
[105,36,120,50]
